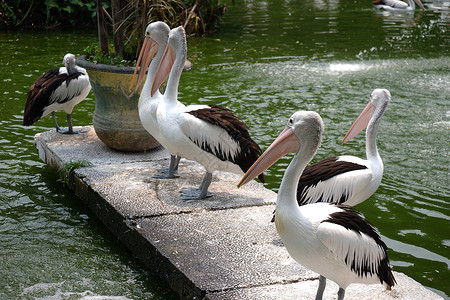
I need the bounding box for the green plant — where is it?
[0,0,96,28]
[84,42,136,66]
[58,160,93,186]
[85,0,226,65]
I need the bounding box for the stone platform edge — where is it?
[33,127,444,300]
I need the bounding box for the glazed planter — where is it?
[76,56,159,152]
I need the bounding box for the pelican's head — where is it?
[63,53,76,67]
[238,111,324,188]
[342,88,391,143]
[370,88,391,108]
[63,53,75,65]
[168,26,187,60]
[130,21,170,92]
[150,26,188,97]
[63,53,78,74]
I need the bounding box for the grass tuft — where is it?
[58,160,93,186]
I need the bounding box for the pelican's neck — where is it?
[277,141,317,211]
[164,50,185,104]
[66,62,78,75]
[365,106,384,170]
[141,41,167,102]
[407,0,415,9]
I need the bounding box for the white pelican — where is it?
[23,53,91,134]
[294,89,391,207]
[238,111,396,300]
[372,0,425,11]
[151,26,264,200]
[131,21,182,178]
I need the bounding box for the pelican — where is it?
[294,89,391,207]
[23,53,91,134]
[238,111,396,300]
[372,0,425,11]
[131,21,181,178]
[151,26,263,200]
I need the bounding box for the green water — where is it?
[0,0,448,299]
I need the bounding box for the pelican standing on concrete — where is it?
[294,89,391,207]
[23,53,91,134]
[151,26,263,200]
[372,0,425,11]
[238,111,396,300]
[131,21,182,178]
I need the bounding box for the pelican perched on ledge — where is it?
[294,89,391,207]
[131,21,181,178]
[372,0,425,11]
[151,26,263,200]
[238,111,396,300]
[23,53,91,134]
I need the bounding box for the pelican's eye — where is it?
[146,31,151,36]
[287,117,294,127]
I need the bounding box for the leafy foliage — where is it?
[84,42,136,66]
[1,0,226,65]
[1,0,97,28]
[85,0,226,65]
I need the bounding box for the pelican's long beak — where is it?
[238,126,300,188]
[151,44,176,97]
[130,37,158,93]
[342,101,376,143]
[414,0,425,10]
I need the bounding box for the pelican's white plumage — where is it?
[238,111,395,300]
[372,0,425,11]
[23,53,91,134]
[294,89,391,207]
[131,21,182,178]
[133,21,169,141]
[152,26,263,199]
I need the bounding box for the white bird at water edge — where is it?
[23,53,91,134]
[293,89,391,207]
[238,110,396,300]
[372,0,425,11]
[151,26,264,200]
[131,21,184,178]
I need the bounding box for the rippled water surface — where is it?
[1,0,449,298]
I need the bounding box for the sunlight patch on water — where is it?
[390,260,414,267]
[382,235,450,269]
[21,281,134,300]
[398,229,427,237]
[381,235,450,268]
[328,62,373,72]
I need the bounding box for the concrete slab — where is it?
[206,272,442,300]
[34,127,443,300]
[34,126,167,167]
[135,205,315,292]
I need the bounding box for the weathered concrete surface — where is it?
[34,126,443,300]
[206,272,438,300]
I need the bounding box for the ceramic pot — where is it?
[76,56,159,152]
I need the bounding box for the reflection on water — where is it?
[0,0,449,298]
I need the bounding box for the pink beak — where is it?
[414,0,425,10]
[130,37,158,93]
[342,101,376,143]
[238,126,300,188]
[151,43,176,97]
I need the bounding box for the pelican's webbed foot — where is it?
[181,187,212,200]
[153,155,181,179]
[57,113,83,134]
[181,172,212,200]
